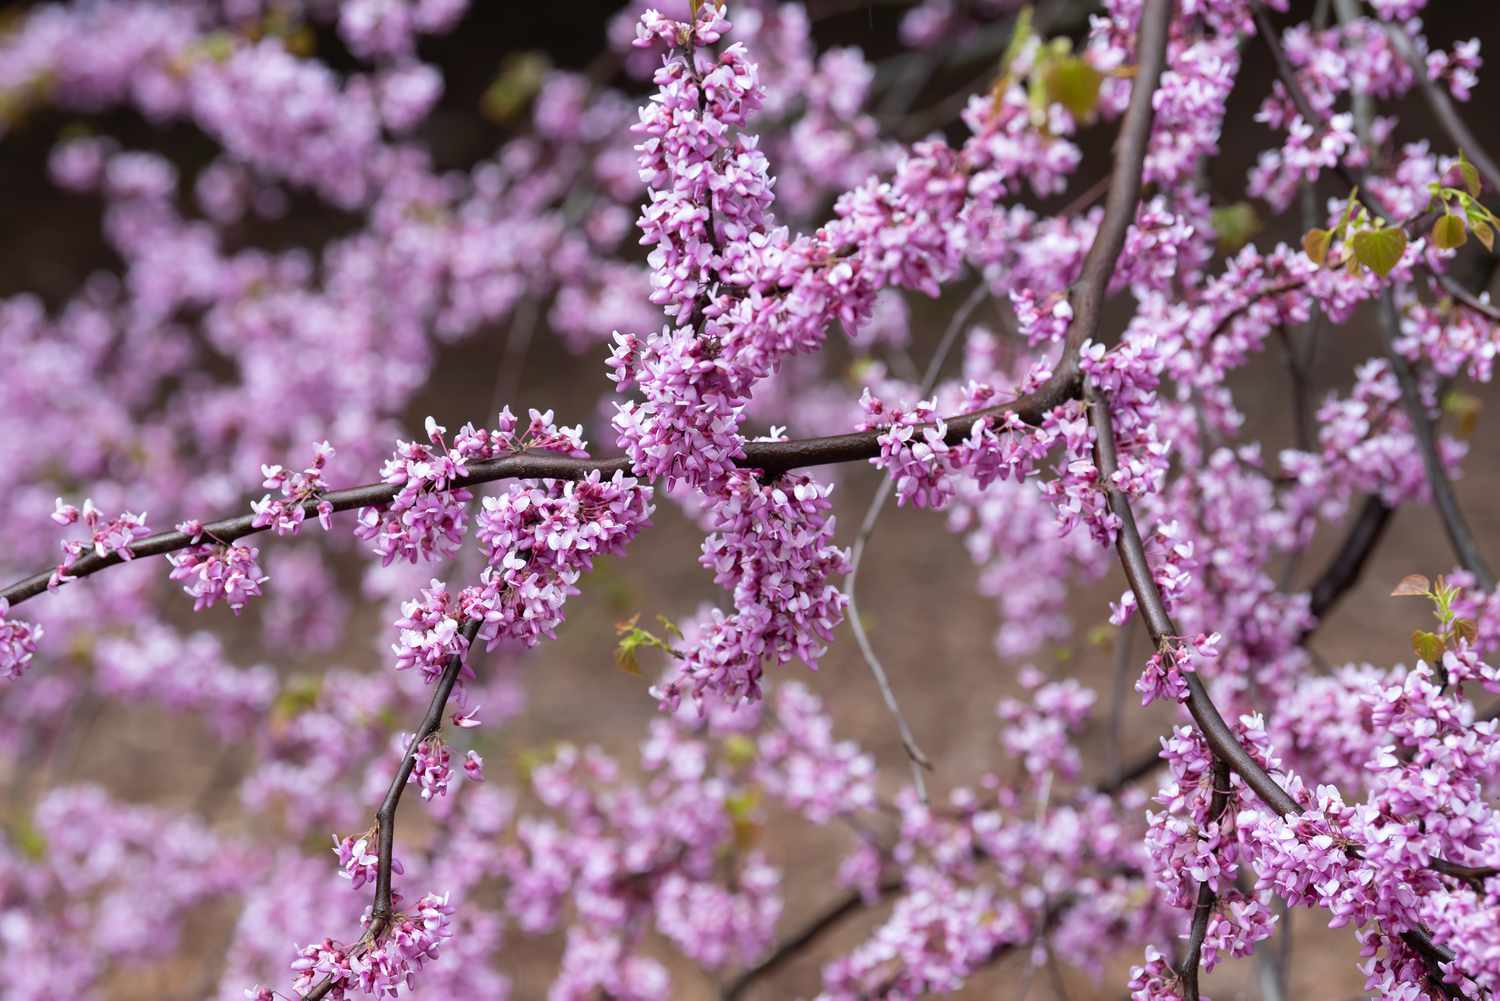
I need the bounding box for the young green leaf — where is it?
[1443,389,1482,438]
[1211,202,1261,253]
[1350,226,1407,277]
[1412,629,1446,664]
[1432,213,1468,250]
[1043,55,1103,121]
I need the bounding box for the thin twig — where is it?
[1375,290,1496,589]
[1087,389,1469,989]
[844,282,990,798]
[1300,495,1395,638]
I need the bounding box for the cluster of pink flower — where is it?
[289,891,456,999]
[49,498,152,586]
[252,441,337,536]
[166,525,270,614]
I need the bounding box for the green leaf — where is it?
[1452,618,1478,645]
[1211,202,1261,253]
[7,814,47,861]
[656,614,683,640]
[1432,213,1468,250]
[1351,226,1408,277]
[1391,574,1432,598]
[1413,629,1446,665]
[271,676,323,727]
[1302,228,1332,266]
[725,787,761,821]
[1043,55,1103,121]
[1458,150,1482,198]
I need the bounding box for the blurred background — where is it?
[3,1,1500,998]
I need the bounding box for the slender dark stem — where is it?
[1375,290,1496,589]
[1088,390,1467,983]
[721,879,904,1001]
[1179,757,1232,1001]
[2,368,1089,610]
[301,617,482,1001]
[1,0,1176,614]
[1436,271,1500,323]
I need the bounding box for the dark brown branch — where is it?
[301,617,482,1001]
[2,0,1177,614]
[1300,495,1395,637]
[1429,857,1500,892]
[1375,290,1496,590]
[1251,9,1496,594]
[1088,389,1303,815]
[3,352,1100,610]
[1435,271,1500,323]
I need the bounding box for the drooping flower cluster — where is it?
[657,470,849,708]
[289,891,456,999]
[252,440,337,536]
[165,525,269,614]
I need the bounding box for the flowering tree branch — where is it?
[7,1,1500,998]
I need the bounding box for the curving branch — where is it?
[843,283,992,800]
[1088,389,1468,988]
[0,405,1030,609]
[1251,8,1497,594]
[720,879,904,1001]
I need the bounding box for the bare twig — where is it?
[844,282,990,799]
[1299,495,1396,638]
